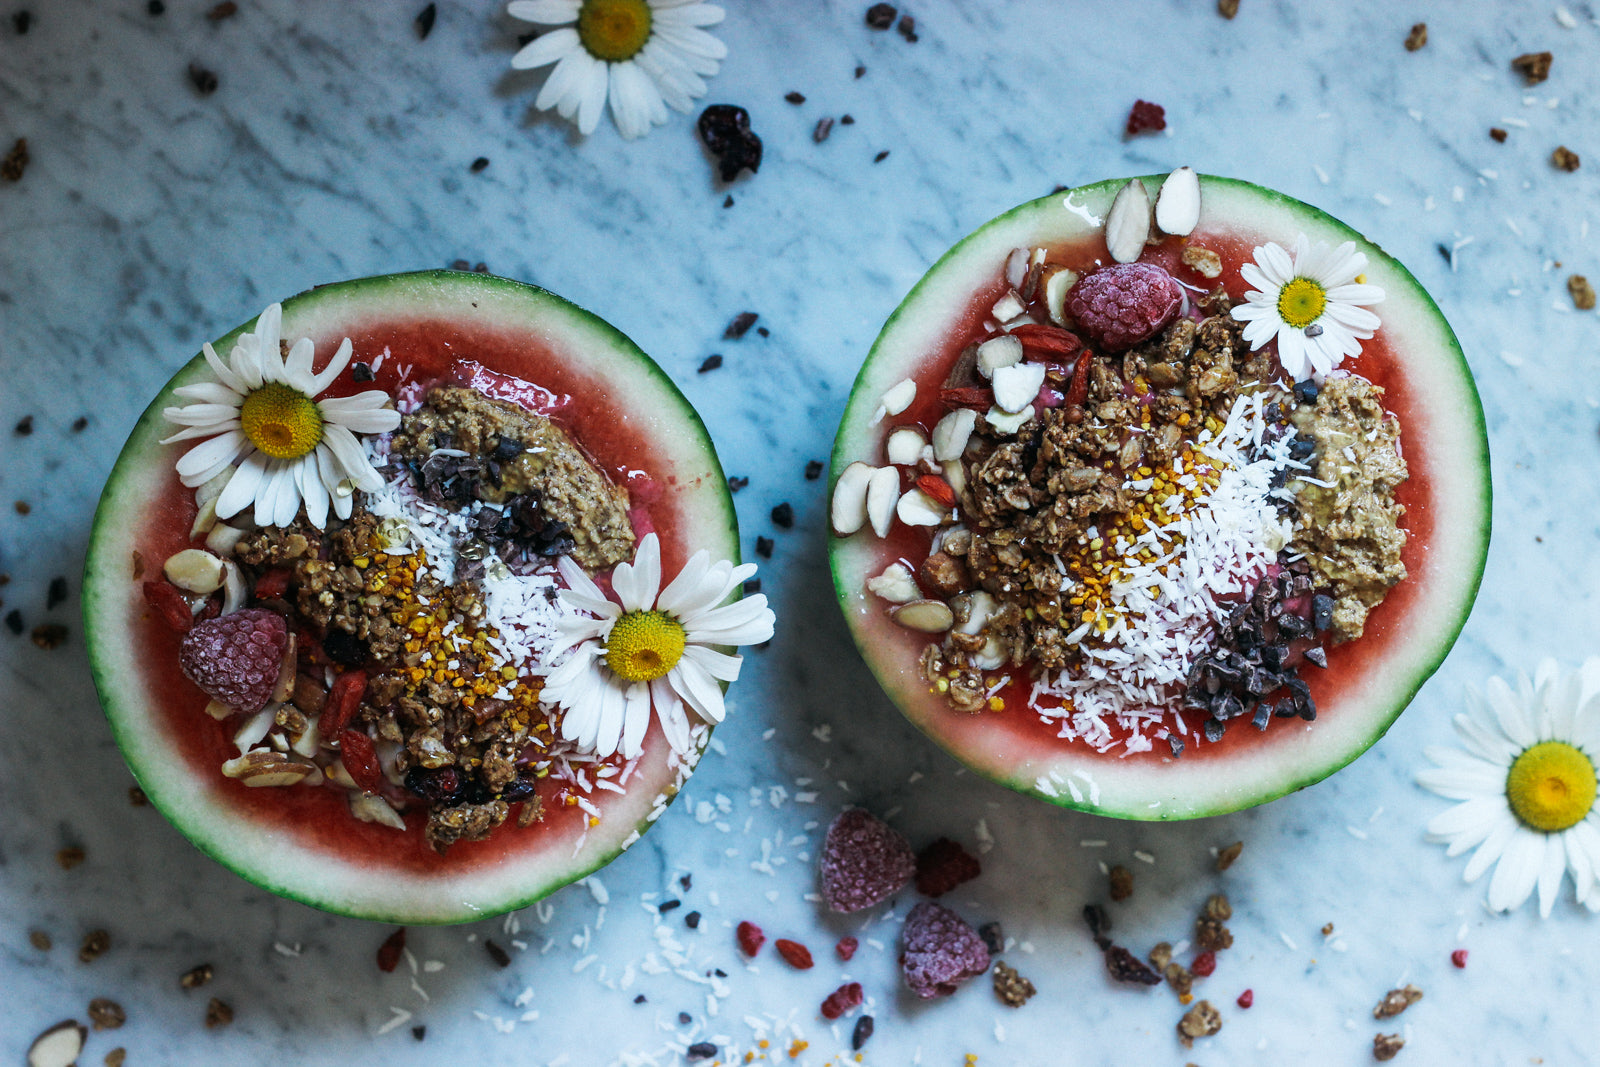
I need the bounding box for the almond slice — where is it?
[830,461,875,536]
[880,378,917,417]
[221,749,314,788]
[28,1021,87,1067]
[865,466,901,537]
[991,362,1047,414]
[1041,265,1079,324]
[991,289,1026,323]
[941,458,967,498]
[190,496,219,539]
[205,522,246,556]
[984,404,1034,435]
[220,560,249,615]
[1005,247,1030,289]
[931,408,978,461]
[1105,178,1151,263]
[349,792,407,830]
[866,563,920,604]
[163,548,226,595]
[884,426,929,466]
[896,487,948,527]
[976,334,1024,378]
[957,589,999,634]
[1156,166,1201,237]
[890,598,956,633]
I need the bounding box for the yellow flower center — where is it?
[578,0,653,62]
[1505,741,1598,833]
[605,609,686,682]
[1277,277,1328,330]
[239,382,323,460]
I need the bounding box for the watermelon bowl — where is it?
[829,173,1490,821]
[83,270,751,923]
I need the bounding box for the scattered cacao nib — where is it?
[813,117,834,143]
[679,873,692,891]
[451,258,471,270]
[412,1026,427,1040]
[14,415,32,435]
[485,939,512,967]
[657,898,681,914]
[864,3,897,30]
[854,65,866,78]
[1403,22,1426,51]
[1177,999,1222,1047]
[415,2,437,39]
[47,575,69,609]
[2,137,29,181]
[896,14,917,42]
[377,928,406,973]
[727,476,749,493]
[1552,145,1581,172]
[1108,864,1133,901]
[88,998,126,1030]
[722,195,733,208]
[1105,945,1162,985]
[13,10,32,33]
[992,960,1036,1006]
[1511,51,1552,85]
[350,361,374,383]
[841,114,855,125]
[851,1015,874,1050]
[1489,127,1508,143]
[180,963,214,989]
[206,1,237,21]
[29,929,51,951]
[1217,0,1239,17]
[15,500,31,515]
[686,1042,719,1061]
[724,311,759,338]
[148,0,165,13]
[188,63,220,96]
[1216,840,1243,871]
[804,460,823,480]
[742,578,760,595]
[755,536,774,559]
[697,354,723,373]
[1126,99,1166,136]
[1373,1033,1405,1061]
[1569,275,1596,310]
[8,607,28,634]
[770,501,794,528]
[470,156,489,173]
[873,149,890,163]
[71,416,88,432]
[1083,903,1112,950]
[32,623,68,649]
[205,997,233,1028]
[633,994,646,1003]
[57,847,85,869]
[978,921,1004,955]
[677,1012,692,1025]
[1373,984,1423,1019]
[784,91,805,104]
[698,104,762,182]
[79,929,111,963]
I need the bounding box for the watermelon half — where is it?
[83,270,738,923]
[829,175,1490,820]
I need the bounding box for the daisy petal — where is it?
[668,656,727,723]
[1486,829,1544,912]
[572,54,609,136]
[684,593,775,647]
[309,337,356,394]
[282,337,317,393]
[515,26,581,71]
[680,642,742,683]
[1535,832,1567,918]
[620,680,651,758]
[508,0,581,25]
[1462,814,1519,883]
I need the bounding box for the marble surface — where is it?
[2,1,1599,1063]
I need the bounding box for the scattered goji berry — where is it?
[1451,948,1468,969]
[1191,950,1217,977]
[339,728,383,794]
[820,981,863,1020]
[1237,988,1254,1009]
[1065,350,1094,409]
[321,669,368,735]
[142,580,193,632]
[836,936,858,962]
[775,938,813,970]
[914,474,956,510]
[252,567,292,599]
[1008,323,1084,361]
[938,386,994,412]
[377,927,406,973]
[736,920,765,957]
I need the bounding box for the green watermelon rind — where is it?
[829,175,1491,820]
[84,270,739,922]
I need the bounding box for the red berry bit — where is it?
[1064,262,1183,351]
[836,936,859,962]
[736,920,765,957]
[775,938,813,970]
[1451,948,1469,969]
[376,927,406,973]
[177,608,288,712]
[914,837,982,897]
[320,668,368,735]
[1126,99,1166,136]
[820,808,916,913]
[339,729,384,795]
[1237,988,1254,1009]
[820,981,863,1020]
[900,902,991,999]
[1191,950,1217,977]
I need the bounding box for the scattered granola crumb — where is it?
[188,63,220,96]
[1373,984,1423,1019]
[1177,999,1222,1047]
[1,137,27,182]
[785,91,805,105]
[1403,22,1426,51]
[1322,921,1335,935]
[57,847,86,870]
[1182,245,1223,279]
[415,2,437,39]
[129,786,148,807]
[131,551,146,579]
[1108,864,1134,901]
[865,3,896,30]
[206,1,237,20]
[79,929,111,963]
[179,963,214,990]
[1215,840,1243,871]
[992,961,1036,1006]
[1552,146,1580,172]
[1195,894,1233,951]
[1217,0,1238,17]
[1568,275,1595,310]
[105,1048,127,1067]
[32,623,68,649]
[15,500,31,515]
[88,998,126,1031]
[724,311,759,339]
[813,117,835,143]
[1489,127,1508,143]
[205,997,233,1028]
[1511,51,1552,85]
[485,939,512,968]
[1373,1032,1405,1061]
[29,929,52,951]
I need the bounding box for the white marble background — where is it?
[2,1,1598,1063]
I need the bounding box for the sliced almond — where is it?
[233,708,276,753]
[890,598,956,633]
[194,467,233,512]
[220,560,248,615]
[830,461,875,536]
[976,334,1024,378]
[324,759,359,790]
[999,312,1038,331]
[991,289,1026,324]
[991,362,1047,414]
[349,792,407,830]
[1105,178,1151,263]
[290,715,321,758]
[203,698,234,721]
[972,635,1008,670]
[866,563,920,604]
[221,749,314,788]
[1041,265,1079,325]
[880,378,917,417]
[984,404,1034,435]
[884,426,929,466]
[1005,247,1031,289]
[941,458,967,498]
[205,522,246,556]
[896,488,948,527]
[163,548,226,595]
[28,1021,87,1067]
[958,589,999,634]
[270,632,298,704]
[865,466,901,537]
[1155,166,1201,237]
[931,408,978,462]
[190,496,219,539]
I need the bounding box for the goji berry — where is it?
[820,981,863,1020]
[1451,948,1469,969]
[775,938,813,970]
[252,567,292,599]
[321,669,368,735]
[339,728,383,794]
[914,474,956,510]
[1065,350,1093,409]
[1237,988,1253,1009]
[142,580,193,632]
[1191,949,1216,977]
[836,936,858,962]
[1008,323,1084,361]
[736,920,764,957]
[377,927,406,972]
[938,386,994,412]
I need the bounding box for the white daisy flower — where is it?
[1417,658,1600,917]
[160,303,401,530]
[1230,233,1385,382]
[507,0,727,140]
[539,532,775,759]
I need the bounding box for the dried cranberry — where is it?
[775,938,813,969]
[820,981,863,1019]
[1191,950,1217,977]
[1451,948,1469,969]
[1125,99,1166,135]
[836,936,858,962]
[1237,988,1254,1009]
[405,766,463,804]
[736,920,765,956]
[697,104,763,182]
[377,927,406,972]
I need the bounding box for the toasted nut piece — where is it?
[190,497,219,539]
[895,488,948,527]
[941,458,967,498]
[957,590,999,635]
[164,548,226,594]
[349,792,406,830]
[1181,244,1223,279]
[270,633,298,704]
[220,560,248,614]
[1105,179,1151,263]
[920,552,970,597]
[1155,166,1201,236]
[1040,265,1079,325]
[991,289,1027,324]
[865,466,901,537]
[991,362,1046,414]
[867,563,920,604]
[831,461,876,536]
[891,599,955,633]
[28,1021,87,1067]
[932,407,978,461]
[976,334,1024,378]
[984,405,1034,435]
[206,522,247,556]
[885,426,929,466]
[203,699,233,721]
[221,749,314,787]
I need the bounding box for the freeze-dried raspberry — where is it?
[178,608,288,712]
[775,939,813,969]
[736,921,765,957]
[836,936,858,962]
[1126,99,1166,135]
[820,809,915,913]
[914,837,981,897]
[1064,262,1183,351]
[820,981,863,1020]
[1191,950,1217,977]
[899,902,991,999]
